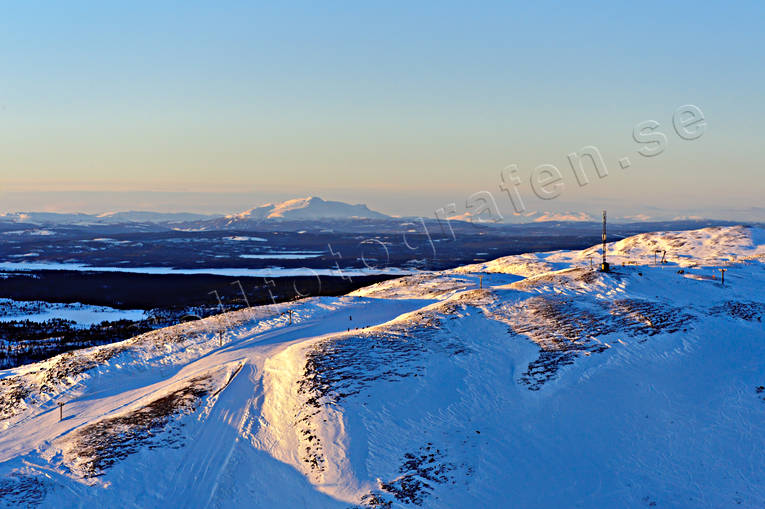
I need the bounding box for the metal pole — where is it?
[602,210,607,267]
[600,210,609,272]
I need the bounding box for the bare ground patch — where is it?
[64,375,213,478]
[354,443,470,508]
[503,296,694,390]
[710,301,764,322]
[0,377,31,422]
[0,474,49,507]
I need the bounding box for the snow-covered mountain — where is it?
[524,210,595,222]
[0,211,217,226]
[0,212,98,226]
[95,211,216,223]
[2,200,759,234]
[447,209,596,223]
[1,225,764,507]
[222,196,390,223]
[0,197,390,230]
[179,196,396,232]
[451,209,695,224]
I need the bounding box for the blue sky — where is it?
[0,2,763,218]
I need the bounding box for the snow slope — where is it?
[0,225,763,508]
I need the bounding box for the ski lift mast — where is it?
[600,210,610,272]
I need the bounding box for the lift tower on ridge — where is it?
[600,210,610,272]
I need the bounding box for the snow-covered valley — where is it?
[0,225,763,508]
[0,299,146,327]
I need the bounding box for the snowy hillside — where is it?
[0,225,763,507]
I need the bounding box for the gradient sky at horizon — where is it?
[0,2,763,218]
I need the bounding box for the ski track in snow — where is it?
[0,225,763,508]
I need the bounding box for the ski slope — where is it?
[0,225,764,508]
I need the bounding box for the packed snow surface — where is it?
[0,225,763,508]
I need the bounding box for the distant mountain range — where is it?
[0,197,388,227]
[0,197,760,232]
[0,211,216,226]
[449,210,597,223]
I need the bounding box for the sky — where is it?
[0,2,763,220]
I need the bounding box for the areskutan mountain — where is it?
[0,197,391,231]
[1,197,752,233]
[0,225,763,507]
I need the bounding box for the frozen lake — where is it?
[0,261,415,277]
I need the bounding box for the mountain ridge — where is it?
[3,197,763,228]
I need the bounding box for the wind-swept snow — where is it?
[0,225,763,508]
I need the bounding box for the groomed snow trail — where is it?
[0,225,763,508]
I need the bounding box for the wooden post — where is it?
[478,275,483,289]
[58,401,64,421]
[218,330,223,346]
[719,268,726,285]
